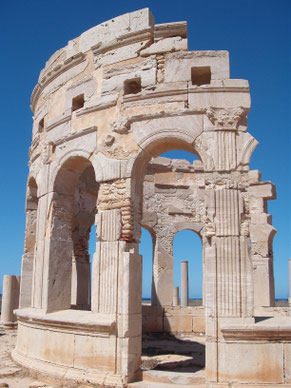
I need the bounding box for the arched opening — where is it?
[136,139,206,376]
[140,227,154,303]
[46,156,99,312]
[173,230,203,305]
[161,149,200,163]
[142,148,203,307]
[20,177,38,308]
[88,223,97,303]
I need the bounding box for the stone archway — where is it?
[39,156,98,312]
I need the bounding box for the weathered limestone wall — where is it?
[143,305,205,334]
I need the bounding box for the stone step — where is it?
[131,369,205,386]
[129,382,205,388]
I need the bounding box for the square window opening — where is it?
[124,78,141,95]
[38,118,44,132]
[72,94,85,111]
[191,66,211,86]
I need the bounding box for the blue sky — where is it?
[0,0,290,299]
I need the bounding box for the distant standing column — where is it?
[181,261,189,307]
[173,286,179,306]
[1,275,20,327]
[289,259,291,306]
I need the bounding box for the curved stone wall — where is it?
[13,8,285,387]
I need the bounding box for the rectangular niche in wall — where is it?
[38,118,44,132]
[124,77,141,95]
[72,94,85,111]
[191,66,211,86]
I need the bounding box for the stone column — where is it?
[214,187,251,317]
[91,204,142,379]
[1,275,20,327]
[181,261,189,307]
[92,209,121,313]
[289,259,291,306]
[117,241,142,379]
[173,286,179,306]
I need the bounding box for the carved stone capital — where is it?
[206,107,246,130]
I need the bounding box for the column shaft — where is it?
[181,261,189,306]
[1,275,20,326]
[172,286,179,306]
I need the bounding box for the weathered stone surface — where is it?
[164,50,230,83]
[14,8,285,388]
[1,276,20,326]
[101,58,157,95]
[218,342,284,383]
[78,8,154,54]
[140,37,187,56]
[248,182,276,199]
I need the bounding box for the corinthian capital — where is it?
[206,107,246,130]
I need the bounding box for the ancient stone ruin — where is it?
[8,8,291,387]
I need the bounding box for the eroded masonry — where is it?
[12,8,291,387]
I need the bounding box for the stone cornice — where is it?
[31,53,86,114]
[15,308,116,334]
[46,109,72,132]
[123,83,249,106]
[154,21,187,39]
[221,318,291,341]
[92,28,153,56]
[54,125,97,146]
[76,94,118,116]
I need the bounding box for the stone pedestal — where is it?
[172,286,179,306]
[181,261,189,307]
[1,275,20,327]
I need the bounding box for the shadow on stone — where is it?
[141,332,205,373]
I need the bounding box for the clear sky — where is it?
[0,0,290,299]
